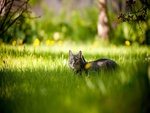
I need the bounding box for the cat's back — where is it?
[90,58,118,70]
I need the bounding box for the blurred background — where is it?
[0,1,150,113]
[0,0,150,46]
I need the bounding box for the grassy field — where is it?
[0,43,150,113]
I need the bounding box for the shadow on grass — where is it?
[0,62,150,113]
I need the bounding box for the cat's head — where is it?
[68,50,83,70]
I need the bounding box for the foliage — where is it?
[109,8,150,45]
[29,0,41,6]
[112,21,148,45]
[0,4,98,44]
[118,0,148,22]
[0,13,39,44]
[115,0,150,45]
[0,44,150,113]
[0,0,30,36]
[36,4,98,42]
[0,2,150,45]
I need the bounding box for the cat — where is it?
[68,50,118,75]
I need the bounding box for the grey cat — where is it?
[68,50,118,75]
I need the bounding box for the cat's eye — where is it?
[75,59,79,64]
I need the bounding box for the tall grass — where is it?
[0,44,150,113]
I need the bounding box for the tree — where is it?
[98,0,110,40]
[0,0,30,36]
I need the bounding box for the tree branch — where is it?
[0,0,30,36]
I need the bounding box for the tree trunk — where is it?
[98,0,110,40]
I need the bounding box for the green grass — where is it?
[0,44,150,113]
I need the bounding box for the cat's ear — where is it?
[69,50,73,57]
[78,51,82,58]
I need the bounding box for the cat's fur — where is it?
[68,50,118,75]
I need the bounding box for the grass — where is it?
[0,43,150,113]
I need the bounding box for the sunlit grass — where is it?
[0,43,150,113]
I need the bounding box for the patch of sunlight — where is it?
[0,56,60,71]
[86,78,95,90]
[97,80,106,95]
